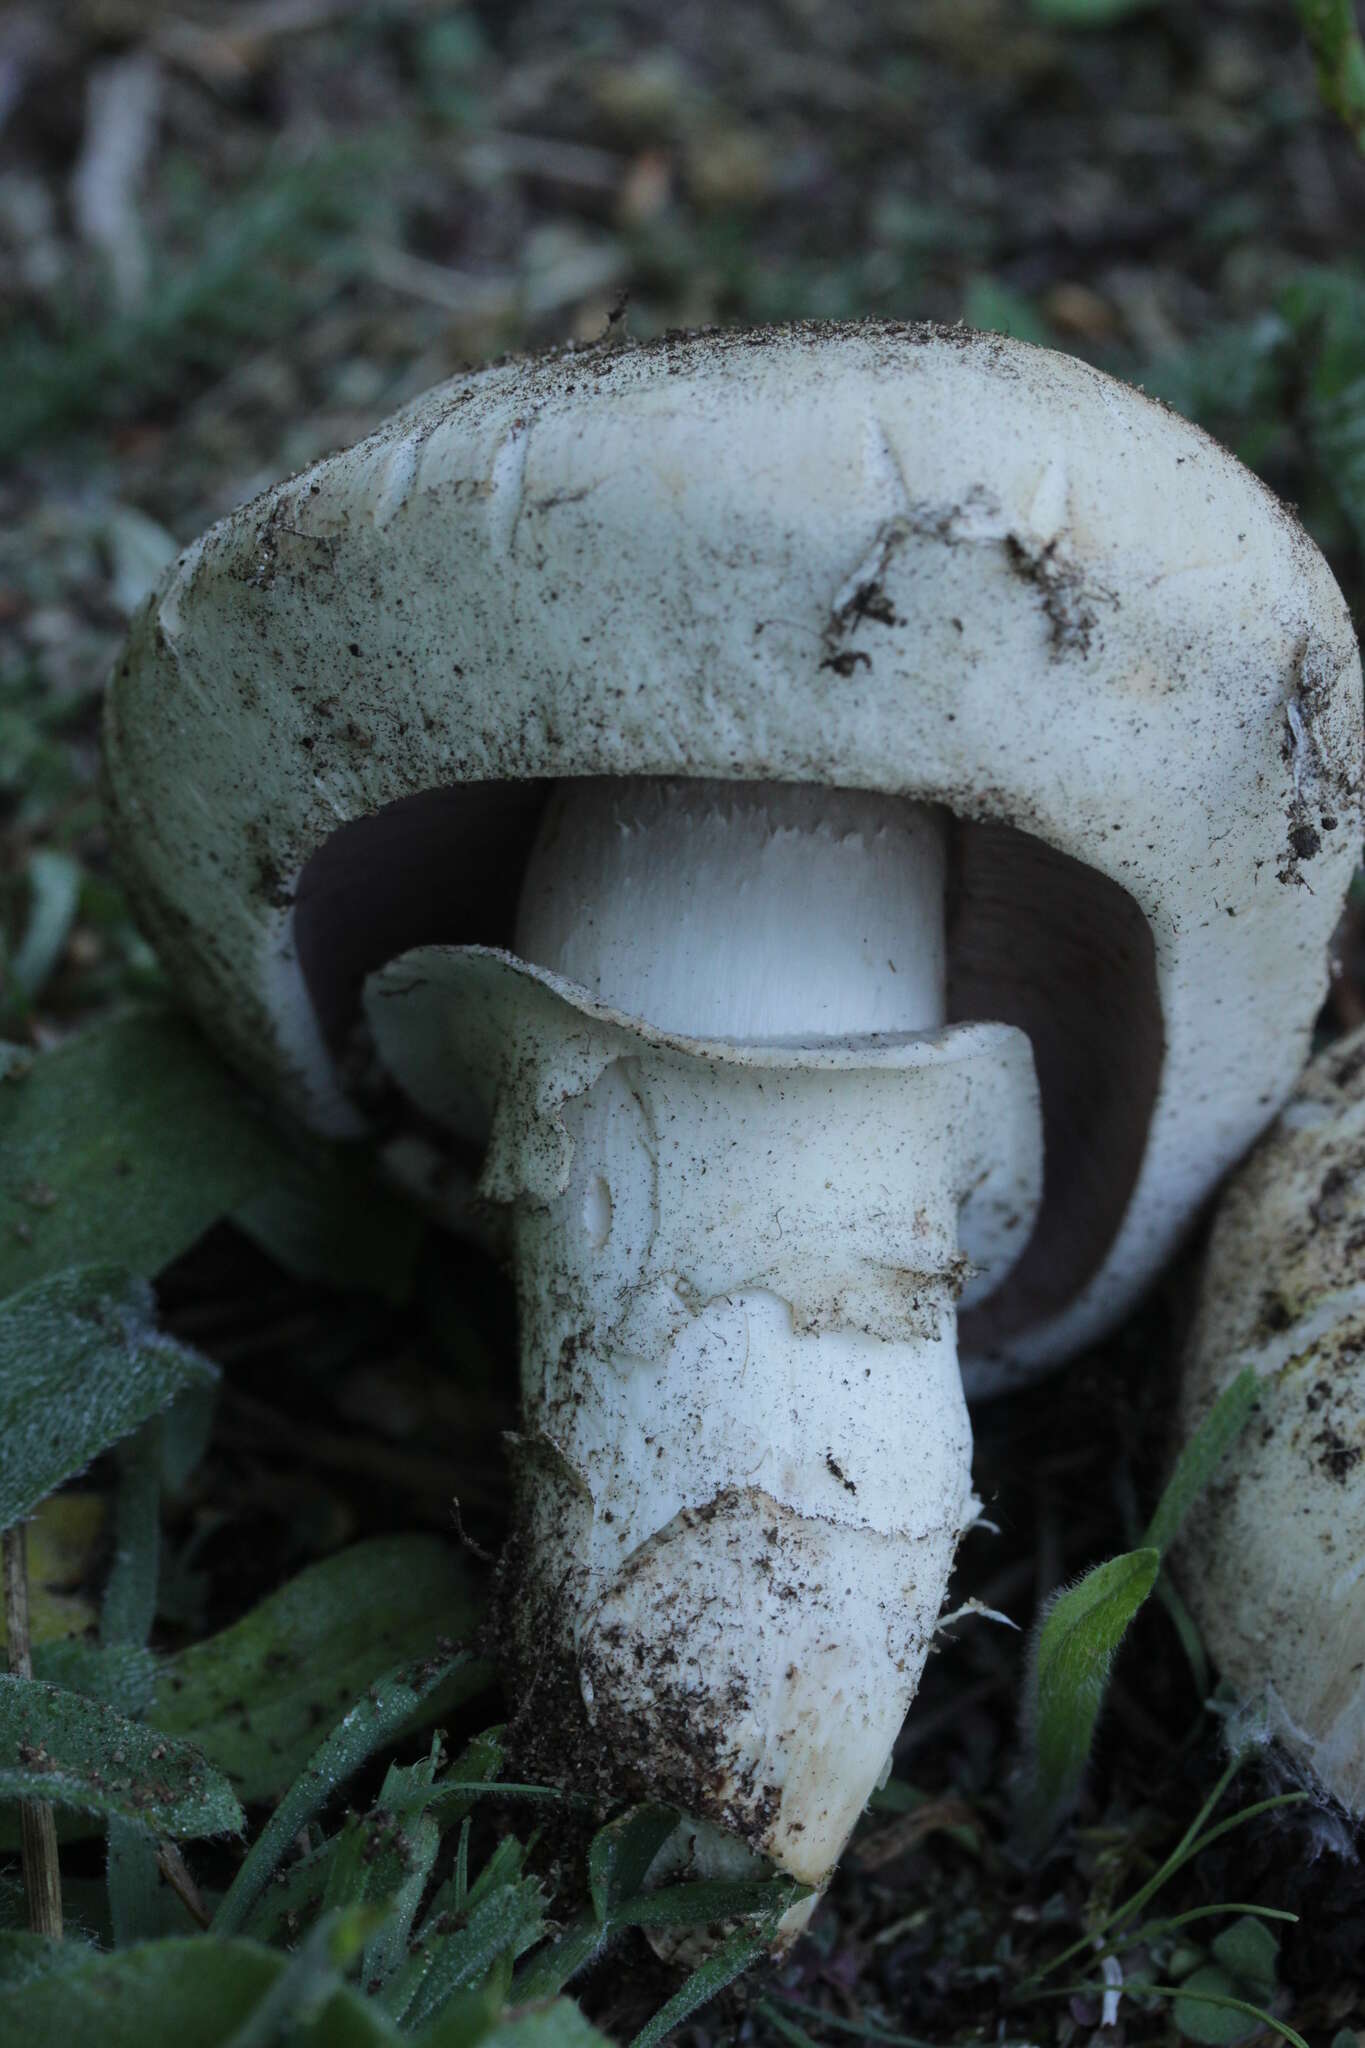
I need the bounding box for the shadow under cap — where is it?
[291,780,1162,1361]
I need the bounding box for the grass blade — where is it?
[1143,1368,1260,1555]
[629,1919,779,2048]
[211,1643,483,1937]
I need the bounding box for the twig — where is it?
[156,1840,211,1929]
[3,1522,63,1938]
[450,1496,496,1566]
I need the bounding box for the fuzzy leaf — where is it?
[1018,1547,1160,1841]
[0,1674,243,1837]
[0,1266,217,1524]
[0,1936,404,2047]
[0,1011,288,1298]
[32,1641,159,1716]
[0,1930,98,1990]
[151,1536,490,1803]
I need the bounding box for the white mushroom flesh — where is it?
[1174,1024,1365,1811]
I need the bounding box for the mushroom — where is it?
[1173,1024,1365,1812]
[102,323,1363,1897]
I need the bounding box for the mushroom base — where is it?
[500,1427,967,1888]
[481,995,1040,1897]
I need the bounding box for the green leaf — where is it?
[0,1930,98,1989]
[0,1674,243,1837]
[510,1912,605,2004]
[391,1731,579,1824]
[1172,1967,1273,2045]
[237,1832,337,1946]
[1210,1914,1280,1999]
[628,1916,784,2048]
[151,1536,490,1803]
[471,2005,616,2048]
[0,1005,420,1309]
[159,1380,219,1494]
[1016,1547,1160,1843]
[615,1875,804,1932]
[384,1873,546,2030]
[0,1935,404,2047]
[0,1266,217,1524]
[1144,1368,1260,1555]
[515,1821,802,2008]
[320,1753,443,1989]
[221,1909,393,2048]
[409,1980,504,2048]
[212,1641,487,1936]
[234,1154,424,1305]
[102,1422,163,1652]
[107,1822,162,1948]
[31,1640,159,1717]
[587,1804,678,1922]
[0,1011,288,1298]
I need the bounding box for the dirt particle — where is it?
[820,649,871,678]
[824,1451,857,1494]
[1313,1420,1362,1481]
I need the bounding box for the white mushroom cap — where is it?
[1174,1026,1365,1809]
[102,321,1363,1386]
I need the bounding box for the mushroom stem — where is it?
[493,781,1031,1887]
[513,778,949,1042]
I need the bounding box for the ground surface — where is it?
[3,2,1365,2044]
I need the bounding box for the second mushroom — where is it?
[103,324,1364,1899]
